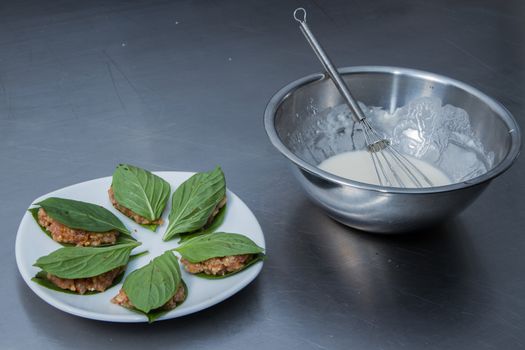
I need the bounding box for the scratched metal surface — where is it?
[1,0,524,349]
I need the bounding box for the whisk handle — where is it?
[293,8,367,123]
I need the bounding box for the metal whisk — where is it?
[293,8,433,188]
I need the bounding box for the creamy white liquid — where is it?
[318,151,451,188]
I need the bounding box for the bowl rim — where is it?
[264,65,522,194]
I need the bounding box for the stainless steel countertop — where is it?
[2,0,524,349]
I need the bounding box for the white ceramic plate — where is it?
[15,171,265,322]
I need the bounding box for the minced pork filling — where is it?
[181,254,252,276]
[47,266,124,294]
[38,208,119,246]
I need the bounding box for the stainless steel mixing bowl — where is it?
[264,66,521,233]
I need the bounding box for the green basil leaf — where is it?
[122,251,182,314]
[163,167,226,241]
[174,232,264,263]
[121,280,187,323]
[146,310,169,323]
[111,164,171,221]
[146,281,187,323]
[35,197,131,235]
[178,204,227,243]
[140,223,158,232]
[115,235,138,245]
[33,242,140,279]
[129,250,149,261]
[145,309,168,323]
[31,269,125,295]
[193,253,265,279]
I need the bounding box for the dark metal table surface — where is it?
[2,1,524,349]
